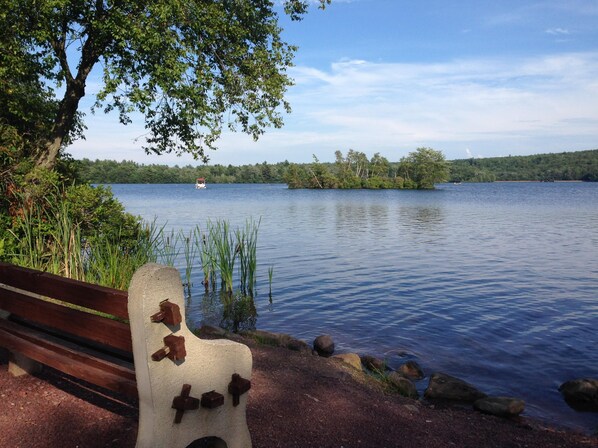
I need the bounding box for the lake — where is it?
[110,182,598,432]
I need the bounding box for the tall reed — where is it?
[46,200,85,280]
[9,198,162,290]
[181,229,197,296]
[209,220,236,294]
[268,265,274,299]
[236,218,260,296]
[10,204,48,272]
[194,224,215,290]
[159,229,181,266]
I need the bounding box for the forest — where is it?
[75,149,598,185]
[449,149,598,182]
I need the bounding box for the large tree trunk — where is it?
[35,79,86,170]
[35,19,102,170]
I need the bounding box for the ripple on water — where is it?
[111,182,598,432]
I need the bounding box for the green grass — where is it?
[9,202,270,332]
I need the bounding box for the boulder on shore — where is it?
[313,334,335,357]
[388,372,419,399]
[559,378,598,412]
[474,396,525,418]
[240,329,312,353]
[332,353,363,371]
[398,360,425,380]
[360,355,387,372]
[424,372,486,402]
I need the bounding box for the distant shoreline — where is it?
[492,180,584,183]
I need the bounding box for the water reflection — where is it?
[335,203,390,235]
[398,206,445,230]
[112,182,598,432]
[196,291,258,333]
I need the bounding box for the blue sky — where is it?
[69,0,598,165]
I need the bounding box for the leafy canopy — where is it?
[0,0,330,168]
[399,147,449,189]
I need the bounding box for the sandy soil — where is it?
[1,341,596,448]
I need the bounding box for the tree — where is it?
[1,0,330,170]
[399,147,449,189]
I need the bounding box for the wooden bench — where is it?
[0,262,137,399]
[1,261,253,447]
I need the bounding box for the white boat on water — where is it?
[195,177,206,189]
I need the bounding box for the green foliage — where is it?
[449,150,598,182]
[1,0,329,169]
[64,184,141,245]
[5,182,155,289]
[398,147,450,189]
[75,158,290,184]
[285,149,423,190]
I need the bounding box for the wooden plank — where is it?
[0,319,137,398]
[0,262,128,319]
[0,287,132,353]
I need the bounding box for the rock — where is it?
[398,360,424,380]
[332,353,362,371]
[424,372,486,402]
[241,329,281,346]
[313,335,335,357]
[474,396,525,418]
[361,355,386,372]
[403,404,420,413]
[286,337,312,353]
[196,325,227,338]
[241,330,311,353]
[559,378,598,412]
[388,372,419,399]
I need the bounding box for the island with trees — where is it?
[284,148,449,189]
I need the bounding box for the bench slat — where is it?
[0,262,128,319]
[0,286,132,353]
[0,318,137,398]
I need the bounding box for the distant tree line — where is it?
[449,149,598,182]
[75,159,289,184]
[74,149,598,185]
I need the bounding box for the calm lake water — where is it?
[110,182,598,431]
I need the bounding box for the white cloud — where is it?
[545,28,570,35]
[281,52,598,160]
[68,52,598,165]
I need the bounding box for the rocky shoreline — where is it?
[2,329,597,448]
[199,326,598,433]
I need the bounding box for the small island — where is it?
[284,147,450,190]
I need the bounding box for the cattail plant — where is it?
[159,229,180,266]
[181,229,197,296]
[210,220,236,295]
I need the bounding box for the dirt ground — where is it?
[1,340,596,448]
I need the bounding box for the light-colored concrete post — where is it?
[129,263,252,448]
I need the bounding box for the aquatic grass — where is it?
[10,197,163,290]
[9,200,270,333]
[219,290,257,333]
[210,219,236,294]
[159,229,181,266]
[194,225,216,291]
[268,265,274,299]
[83,221,161,290]
[235,218,260,297]
[181,229,198,296]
